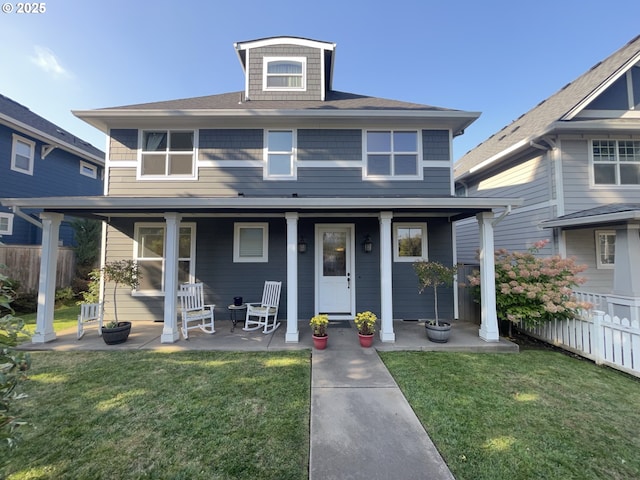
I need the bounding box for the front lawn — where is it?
[2,351,310,479]
[20,304,80,334]
[380,349,640,480]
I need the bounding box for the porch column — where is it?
[608,223,640,321]
[161,212,182,343]
[32,212,63,343]
[477,212,499,342]
[379,212,395,342]
[285,212,299,343]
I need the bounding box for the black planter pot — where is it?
[102,322,132,345]
[425,321,451,343]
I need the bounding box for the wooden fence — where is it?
[522,310,640,378]
[0,245,76,292]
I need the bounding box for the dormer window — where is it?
[263,57,306,91]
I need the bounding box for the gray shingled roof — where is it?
[99,90,457,112]
[540,203,640,228]
[0,94,104,162]
[550,203,640,220]
[455,35,640,178]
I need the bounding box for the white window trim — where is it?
[11,134,35,175]
[363,130,423,180]
[595,230,616,270]
[393,222,428,262]
[590,139,640,188]
[79,160,98,179]
[137,129,198,181]
[132,222,196,295]
[263,56,306,92]
[0,212,14,235]
[264,129,297,180]
[233,222,269,263]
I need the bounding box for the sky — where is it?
[0,0,639,161]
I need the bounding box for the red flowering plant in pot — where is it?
[309,314,329,350]
[354,311,377,347]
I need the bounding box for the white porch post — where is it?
[608,223,640,321]
[477,212,499,342]
[161,212,182,343]
[32,212,63,343]
[379,212,395,342]
[285,212,299,343]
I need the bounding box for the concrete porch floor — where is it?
[19,319,519,353]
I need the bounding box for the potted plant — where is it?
[101,260,140,345]
[413,260,458,343]
[309,314,329,350]
[354,311,377,347]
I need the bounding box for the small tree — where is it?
[0,269,31,452]
[102,260,140,327]
[413,260,458,326]
[468,240,591,330]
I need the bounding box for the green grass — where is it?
[19,304,80,334]
[380,349,640,480]
[2,350,310,479]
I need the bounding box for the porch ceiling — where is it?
[0,195,522,222]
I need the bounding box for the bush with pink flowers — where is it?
[468,240,591,327]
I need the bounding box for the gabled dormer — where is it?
[234,36,336,101]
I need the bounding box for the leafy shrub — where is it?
[468,240,591,328]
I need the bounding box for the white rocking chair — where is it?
[179,282,215,339]
[77,302,104,339]
[243,281,282,334]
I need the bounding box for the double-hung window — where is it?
[133,223,195,293]
[140,130,196,179]
[596,230,616,269]
[265,130,296,179]
[365,130,420,179]
[11,134,35,175]
[393,223,428,262]
[263,57,305,90]
[592,139,640,186]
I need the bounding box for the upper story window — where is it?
[0,213,13,236]
[11,134,35,175]
[139,130,196,180]
[592,139,640,186]
[365,130,421,179]
[265,130,296,179]
[263,57,306,91]
[79,161,98,179]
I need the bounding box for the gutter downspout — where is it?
[11,206,43,229]
[491,204,512,227]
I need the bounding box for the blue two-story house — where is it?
[0,94,104,246]
[2,37,519,344]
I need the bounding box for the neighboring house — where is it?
[455,35,640,321]
[2,36,519,344]
[0,94,105,246]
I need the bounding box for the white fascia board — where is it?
[541,211,640,228]
[0,113,104,165]
[0,195,522,211]
[562,50,640,121]
[234,37,336,52]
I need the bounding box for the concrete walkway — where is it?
[310,325,455,480]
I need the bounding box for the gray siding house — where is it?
[455,35,640,322]
[3,37,518,344]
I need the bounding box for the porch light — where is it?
[298,236,307,253]
[363,234,373,253]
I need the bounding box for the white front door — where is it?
[316,225,355,318]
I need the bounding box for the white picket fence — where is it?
[522,310,640,378]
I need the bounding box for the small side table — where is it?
[228,304,247,332]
